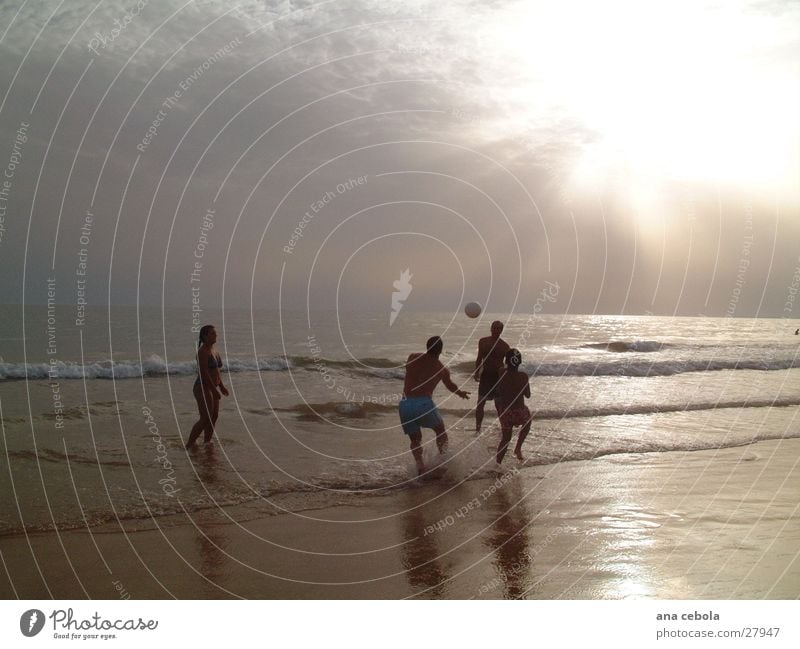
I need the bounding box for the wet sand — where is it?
[2,439,798,599]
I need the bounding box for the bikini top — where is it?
[195,351,222,384]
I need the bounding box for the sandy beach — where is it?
[2,438,797,599]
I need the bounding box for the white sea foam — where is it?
[521,356,800,377]
[6,349,797,381]
[0,354,292,380]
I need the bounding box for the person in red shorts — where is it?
[494,348,532,464]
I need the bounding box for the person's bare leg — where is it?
[409,432,425,475]
[514,421,531,460]
[188,386,213,449]
[187,420,205,449]
[475,397,485,432]
[204,397,220,443]
[433,423,449,454]
[496,428,513,464]
[188,416,212,449]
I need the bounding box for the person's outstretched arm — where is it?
[442,368,470,399]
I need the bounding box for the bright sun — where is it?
[481,0,799,196]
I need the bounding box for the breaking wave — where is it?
[273,396,800,421]
[3,345,799,381]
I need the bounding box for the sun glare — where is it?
[481,0,799,197]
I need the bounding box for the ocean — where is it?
[1,307,799,536]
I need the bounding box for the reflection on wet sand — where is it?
[193,443,220,486]
[481,477,532,599]
[194,510,229,589]
[190,445,231,593]
[400,495,451,598]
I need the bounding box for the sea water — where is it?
[1,306,799,534]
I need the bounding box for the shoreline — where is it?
[1,439,798,599]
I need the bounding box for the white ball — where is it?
[464,302,482,318]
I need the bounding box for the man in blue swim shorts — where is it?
[399,336,470,475]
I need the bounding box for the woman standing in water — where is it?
[186,324,229,449]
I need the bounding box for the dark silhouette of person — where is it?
[186,325,229,449]
[494,349,533,464]
[399,336,469,475]
[474,321,510,432]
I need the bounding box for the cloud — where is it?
[0,0,797,314]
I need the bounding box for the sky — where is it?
[0,0,798,316]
